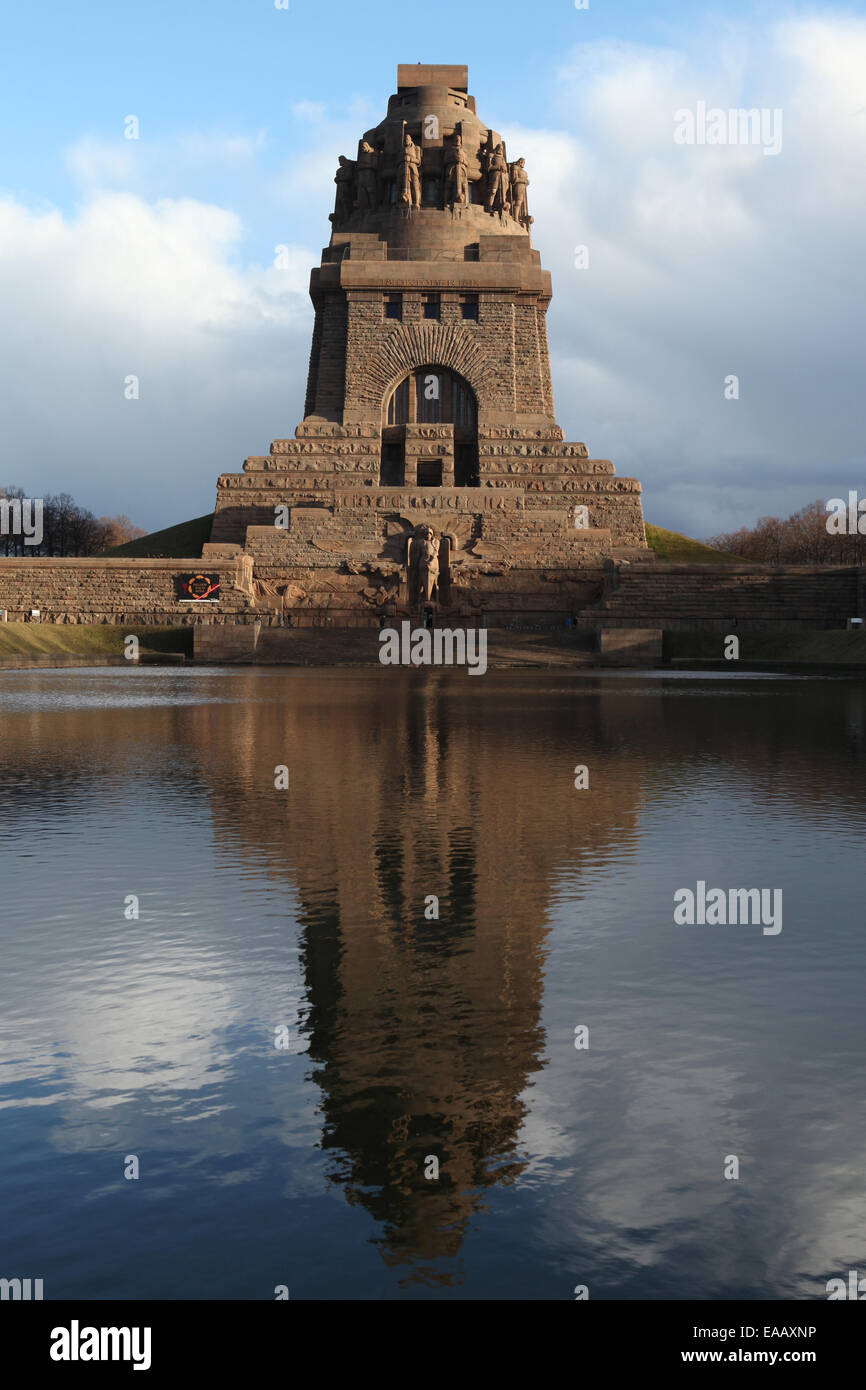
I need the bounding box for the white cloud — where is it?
[65,128,270,193]
[511,17,866,535]
[270,118,365,207]
[0,193,315,528]
[291,101,327,123]
[65,137,139,188]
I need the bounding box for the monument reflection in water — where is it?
[1,669,865,1298]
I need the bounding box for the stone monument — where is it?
[207,64,649,626]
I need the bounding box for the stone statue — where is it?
[484,142,510,216]
[355,141,379,213]
[509,157,531,229]
[332,155,355,224]
[443,133,469,208]
[408,524,440,605]
[399,130,422,208]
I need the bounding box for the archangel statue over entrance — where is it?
[407,525,441,607]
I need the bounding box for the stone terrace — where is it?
[583,562,863,632]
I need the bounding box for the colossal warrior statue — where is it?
[484,142,510,216]
[327,79,530,233]
[332,155,355,225]
[355,141,379,213]
[208,64,649,632]
[399,130,422,208]
[443,133,469,209]
[509,157,530,230]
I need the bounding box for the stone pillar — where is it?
[439,424,455,486]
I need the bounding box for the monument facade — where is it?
[207,63,649,627]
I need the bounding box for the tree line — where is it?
[0,485,146,556]
[711,499,866,565]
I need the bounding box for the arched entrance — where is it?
[380,367,479,486]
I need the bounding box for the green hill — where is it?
[0,625,191,659]
[107,514,213,558]
[646,524,742,563]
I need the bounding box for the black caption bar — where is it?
[2,1298,859,1376]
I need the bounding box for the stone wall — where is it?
[0,557,254,624]
[584,562,863,632]
[2,552,862,637]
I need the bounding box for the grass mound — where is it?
[0,625,192,658]
[646,524,742,563]
[106,514,213,558]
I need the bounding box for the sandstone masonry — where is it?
[207,63,649,627]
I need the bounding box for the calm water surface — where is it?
[1,667,864,1299]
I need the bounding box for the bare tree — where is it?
[712,498,866,565]
[1,485,146,557]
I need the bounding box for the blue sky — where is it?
[1,0,864,536]
[1,0,805,228]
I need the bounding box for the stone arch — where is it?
[383,365,477,428]
[361,322,492,411]
[380,363,480,488]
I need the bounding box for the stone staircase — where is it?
[581,562,862,632]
